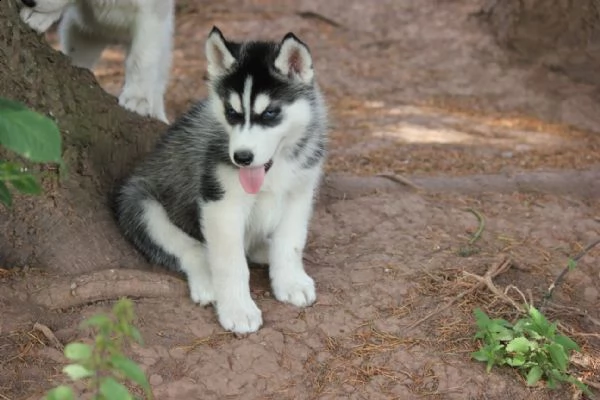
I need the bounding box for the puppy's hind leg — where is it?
[151,11,174,124]
[59,8,106,70]
[141,200,215,305]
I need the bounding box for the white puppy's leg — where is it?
[151,12,173,124]
[119,8,173,123]
[142,200,215,305]
[202,199,262,334]
[58,8,106,70]
[20,0,69,34]
[269,179,318,307]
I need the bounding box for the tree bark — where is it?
[0,0,166,274]
[480,0,600,86]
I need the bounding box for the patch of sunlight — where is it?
[373,123,475,144]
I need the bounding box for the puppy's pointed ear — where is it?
[205,26,236,78]
[274,33,314,83]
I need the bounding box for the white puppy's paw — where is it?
[20,8,63,33]
[216,296,263,334]
[119,86,168,123]
[119,86,154,118]
[188,280,215,306]
[272,270,316,307]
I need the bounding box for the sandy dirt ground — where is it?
[1,0,599,399]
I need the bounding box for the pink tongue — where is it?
[239,166,266,194]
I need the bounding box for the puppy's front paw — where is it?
[272,270,316,307]
[20,8,63,33]
[216,296,263,334]
[188,280,216,306]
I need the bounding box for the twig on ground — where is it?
[375,173,424,191]
[457,208,486,257]
[403,256,512,332]
[296,11,343,28]
[541,237,600,311]
[465,208,485,245]
[33,322,63,351]
[545,303,600,329]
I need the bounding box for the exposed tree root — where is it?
[28,269,188,310]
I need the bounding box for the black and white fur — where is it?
[114,27,328,334]
[19,0,174,123]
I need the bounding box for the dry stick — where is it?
[403,257,512,332]
[375,173,424,191]
[540,237,600,311]
[33,322,64,351]
[465,208,485,245]
[463,271,527,314]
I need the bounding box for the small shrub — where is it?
[45,298,153,400]
[472,306,589,395]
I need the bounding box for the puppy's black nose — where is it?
[233,150,254,166]
[21,0,37,7]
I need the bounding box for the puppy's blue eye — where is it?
[225,105,238,117]
[262,107,281,120]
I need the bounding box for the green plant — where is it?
[472,306,589,395]
[45,298,153,400]
[0,97,63,207]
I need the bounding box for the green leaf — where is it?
[567,258,577,271]
[11,174,41,195]
[63,363,94,380]
[554,335,580,353]
[129,326,143,345]
[110,355,151,391]
[474,308,492,331]
[547,343,568,371]
[472,349,490,362]
[526,366,543,386]
[490,325,513,342]
[64,343,93,362]
[81,314,112,329]
[506,337,532,353]
[45,385,75,400]
[0,181,11,207]
[528,306,550,335]
[506,354,526,367]
[0,98,62,163]
[99,377,134,400]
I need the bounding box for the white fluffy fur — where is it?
[20,0,174,123]
[141,87,320,334]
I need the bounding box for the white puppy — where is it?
[20,0,174,123]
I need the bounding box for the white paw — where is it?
[20,8,63,33]
[272,270,316,307]
[119,86,154,117]
[216,296,263,334]
[119,89,168,123]
[188,281,215,306]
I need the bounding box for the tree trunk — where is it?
[0,0,166,274]
[480,0,600,86]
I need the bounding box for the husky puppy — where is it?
[19,0,174,123]
[114,27,328,333]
